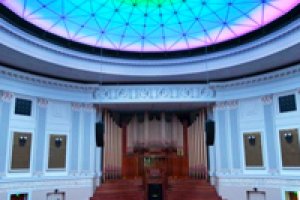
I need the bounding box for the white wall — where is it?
[0,93,98,200]
[212,91,300,200]
[2,61,300,200]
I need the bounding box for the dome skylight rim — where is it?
[1,0,300,53]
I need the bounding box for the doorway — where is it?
[148,184,163,200]
[247,191,266,200]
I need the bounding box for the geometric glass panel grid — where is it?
[1,0,300,52]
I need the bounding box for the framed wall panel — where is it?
[14,98,32,116]
[11,132,32,171]
[47,192,65,200]
[278,94,297,113]
[10,193,29,200]
[247,191,266,200]
[280,129,300,167]
[243,132,264,168]
[48,134,67,170]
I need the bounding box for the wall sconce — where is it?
[248,135,256,146]
[55,137,63,148]
[284,132,293,144]
[18,136,28,147]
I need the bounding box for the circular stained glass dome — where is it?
[1,0,300,53]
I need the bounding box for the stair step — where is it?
[91,178,221,200]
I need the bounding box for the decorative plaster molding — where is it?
[215,102,227,110]
[1,91,14,102]
[71,103,82,111]
[211,64,300,90]
[227,100,239,109]
[37,98,48,107]
[0,65,98,92]
[218,177,300,188]
[261,95,273,105]
[0,178,94,191]
[2,60,300,104]
[82,104,94,112]
[71,103,94,111]
[94,85,216,103]
[215,100,239,110]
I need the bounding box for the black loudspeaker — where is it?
[205,120,215,146]
[96,122,104,147]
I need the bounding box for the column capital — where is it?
[227,100,239,109]
[71,102,82,111]
[261,95,273,105]
[37,98,48,107]
[82,103,94,112]
[215,100,239,110]
[1,91,14,102]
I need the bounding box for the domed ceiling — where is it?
[1,0,299,53]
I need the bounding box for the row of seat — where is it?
[167,178,222,200]
[91,178,222,200]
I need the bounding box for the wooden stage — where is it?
[91,149,221,200]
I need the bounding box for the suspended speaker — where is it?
[205,120,215,146]
[95,122,104,147]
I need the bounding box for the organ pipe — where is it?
[188,109,207,179]
[103,111,122,180]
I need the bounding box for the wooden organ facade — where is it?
[92,110,220,200]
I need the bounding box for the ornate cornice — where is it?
[211,64,300,90]
[1,62,300,104]
[94,85,216,103]
[1,90,14,102]
[0,65,97,92]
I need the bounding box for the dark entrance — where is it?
[148,184,163,200]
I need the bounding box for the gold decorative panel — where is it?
[280,129,300,167]
[243,132,263,167]
[48,134,67,169]
[11,132,32,170]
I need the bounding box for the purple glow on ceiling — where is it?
[1,0,300,52]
